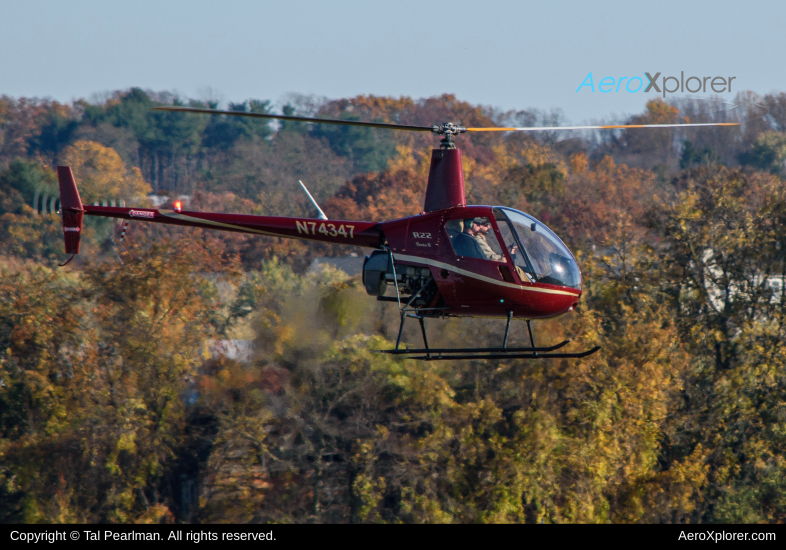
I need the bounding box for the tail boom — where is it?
[83,205,383,248]
[57,164,382,260]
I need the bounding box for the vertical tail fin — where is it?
[57,166,84,262]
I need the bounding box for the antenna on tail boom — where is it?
[298,180,328,220]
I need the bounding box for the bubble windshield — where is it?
[493,208,581,290]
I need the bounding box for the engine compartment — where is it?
[362,250,438,307]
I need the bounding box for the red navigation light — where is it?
[174,201,182,212]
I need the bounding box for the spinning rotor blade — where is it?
[153,106,433,132]
[155,106,740,137]
[466,122,739,132]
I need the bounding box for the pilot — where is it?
[472,218,505,261]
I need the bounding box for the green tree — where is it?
[311,111,396,173]
[0,161,63,263]
[0,160,57,212]
[680,140,718,169]
[27,104,79,161]
[740,132,786,176]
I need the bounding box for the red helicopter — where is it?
[56,107,737,360]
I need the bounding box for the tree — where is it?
[27,103,79,162]
[311,111,396,173]
[0,160,57,211]
[605,100,683,169]
[202,100,272,150]
[651,166,786,522]
[0,235,239,523]
[59,141,151,204]
[739,132,786,176]
[0,161,62,262]
[680,140,717,169]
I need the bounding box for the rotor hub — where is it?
[431,123,467,149]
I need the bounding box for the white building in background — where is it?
[701,249,784,312]
[209,339,254,364]
[147,194,192,208]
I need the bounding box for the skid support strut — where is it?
[395,311,405,350]
[395,310,444,353]
[526,320,537,356]
[418,316,430,359]
[503,311,513,349]
[393,276,439,352]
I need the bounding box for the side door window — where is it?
[445,217,505,262]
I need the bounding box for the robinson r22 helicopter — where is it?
[56,105,738,360]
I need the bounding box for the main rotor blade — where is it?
[466,122,740,132]
[155,106,739,135]
[153,106,434,132]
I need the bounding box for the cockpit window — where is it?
[494,208,581,289]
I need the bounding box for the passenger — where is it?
[453,217,504,261]
[451,219,484,258]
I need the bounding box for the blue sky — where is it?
[2,0,784,124]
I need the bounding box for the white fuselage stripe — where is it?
[158,210,282,237]
[392,253,580,296]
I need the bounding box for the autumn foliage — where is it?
[2,89,786,523]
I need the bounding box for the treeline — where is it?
[1,89,786,523]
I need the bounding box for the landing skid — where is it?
[381,340,572,355]
[388,346,601,361]
[381,309,600,361]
